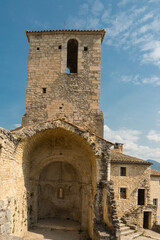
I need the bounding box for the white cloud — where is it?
[138,12,154,23]
[142,76,160,85]
[87,16,100,28]
[147,130,160,142]
[103,4,160,67]
[124,144,160,161]
[141,41,160,67]
[67,0,160,67]
[118,0,130,7]
[104,125,141,144]
[13,124,21,128]
[104,125,160,161]
[121,75,141,85]
[92,0,104,16]
[101,9,112,22]
[74,18,86,29]
[121,75,160,86]
[158,110,160,114]
[149,0,159,3]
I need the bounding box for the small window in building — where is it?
[58,187,64,199]
[153,199,158,206]
[120,167,126,176]
[84,46,88,51]
[42,88,46,94]
[58,45,62,49]
[138,189,145,205]
[120,188,127,199]
[37,47,40,50]
[67,39,78,73]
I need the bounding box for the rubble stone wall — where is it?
[123,205,157,229]
[150,175,160,224]
[0,120,113,239]
[0,129,27,237]
[22,32,104,137]
[111,163,152,228]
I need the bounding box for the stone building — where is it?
[110,145,156,230]
[150,170,160,225]
[0,29,158,240]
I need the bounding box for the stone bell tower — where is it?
[22,29,106,137]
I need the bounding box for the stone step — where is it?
[120,226,131,232]
[120,229,135,236]
[119,222,125,226]
[121,230,143,240]
[119,219,124,223]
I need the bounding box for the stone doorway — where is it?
[38,162,82,224]
[143,212,151,229]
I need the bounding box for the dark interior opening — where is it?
[138,189,145,205]
[67,39,78,73]
[42,88,46,94]
[120,167,126,176]
[84,46,88,51]
[153,198,158,206]
[59,45,62,49]
[143,212,150,229]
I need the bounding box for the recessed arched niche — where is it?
[67,39,78,73]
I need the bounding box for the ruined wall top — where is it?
[22,29,106,137]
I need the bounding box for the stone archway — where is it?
[20,121,112,238]
[24,127,96,232]
[38,161,82,223]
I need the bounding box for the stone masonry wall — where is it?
[0,120,113,239]
[150,176,160,224]
[22,32,104,137]
[0,128,27,237]
[0,199,11,235]
[111,163,152,228]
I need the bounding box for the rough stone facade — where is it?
[0,128,27,237]
[22,30,105,137]
[150,170,160,225]
[110,148,156,229]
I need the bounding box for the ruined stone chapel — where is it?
[0,29,158,240]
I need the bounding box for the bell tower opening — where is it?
[67,39,78,73]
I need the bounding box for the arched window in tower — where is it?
[67,39,78,73]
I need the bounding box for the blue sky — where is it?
[0,0,160,161]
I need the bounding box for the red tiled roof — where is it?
[110,149,151,165]
[151,169,160,176]
[26,29,106,43]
